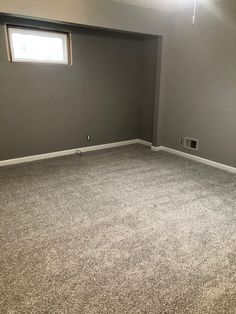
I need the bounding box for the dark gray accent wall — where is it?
[139,37,157,142]
[162,1,236,167]
[0,15,158,160]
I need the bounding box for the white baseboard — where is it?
[0,139,139,167]
[151,145,236,174]
[151,146,164,152]
[138,139,152,147]
[79,139,139,153]
[0,148,77,167]
[3,140,234,174]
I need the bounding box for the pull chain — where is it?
[192,0,197,26]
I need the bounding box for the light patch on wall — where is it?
[112,0,197,11]
[199,0,236,31]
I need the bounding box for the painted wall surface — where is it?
[0,0,170,148]
[163,0,236,167]
[1,0,236,168]
[139,38,158,142]
[0,16,157,160]
[0,0,169,35]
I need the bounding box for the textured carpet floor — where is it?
[0,144,235,314]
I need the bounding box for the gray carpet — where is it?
[0,144,235,314]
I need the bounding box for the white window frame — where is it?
[6,25,72,65]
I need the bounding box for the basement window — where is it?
[6,26,71,65]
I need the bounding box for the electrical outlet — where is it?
[87,135,91,141]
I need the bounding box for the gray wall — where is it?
[162,1,236,167]
[0,15,157,160]
[139,37,158,142]
[0,0,170,36]
[2,2,235,168]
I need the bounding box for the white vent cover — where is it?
[184,138,198,151]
